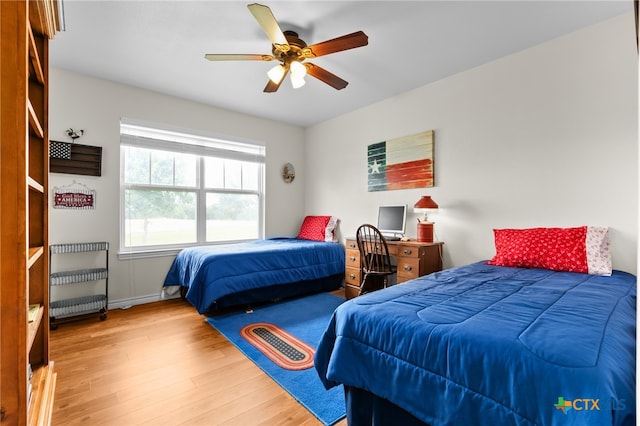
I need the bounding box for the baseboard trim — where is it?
[108,292,179,310]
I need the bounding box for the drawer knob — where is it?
[403,249,412,255]
[349,243,356,248]
[403,265,412,271]
[349,274,356,279]
[349,256,356,262]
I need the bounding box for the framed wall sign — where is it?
[52,181,96,209]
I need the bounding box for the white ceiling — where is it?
[51,1,633,127]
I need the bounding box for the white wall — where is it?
[305,13,638,274]
[49,70,306,306]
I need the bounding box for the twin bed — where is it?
[315,226,636,426]
[163,237,344,313]
[163,214,345,313]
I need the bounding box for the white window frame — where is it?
[118,119,265,259]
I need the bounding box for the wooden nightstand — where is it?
[344,238,444,299]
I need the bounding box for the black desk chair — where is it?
[356,224,397,296]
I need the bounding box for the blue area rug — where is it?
[206,292,346,425]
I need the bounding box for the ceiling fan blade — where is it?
[305,31,368,58]
[263,77,284,93]
[204,54,274,61]
[305,63,348,90]
[247,3,288,48]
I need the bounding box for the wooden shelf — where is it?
[27,306,44,353]
[27,362,56,426]
[28,176,45,194]
[29,0,60,38]
[28,26,45,85]
[28,246,44,269]
[28,100,44,139]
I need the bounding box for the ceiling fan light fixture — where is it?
[290,73,306,89]
[267,64,286,84]
[204,4,368,93]
[290,60,307,77]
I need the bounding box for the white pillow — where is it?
[325,216,339,242]
[586,226,612,276]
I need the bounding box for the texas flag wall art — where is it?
[367,130,434,192]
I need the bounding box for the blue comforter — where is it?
[163,238,345,314]
[315,262,636,425]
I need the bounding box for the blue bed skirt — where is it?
[202,273,343,310]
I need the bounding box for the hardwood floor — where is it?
[50,291,347,426]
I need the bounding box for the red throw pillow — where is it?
[297,216,332,242]
[487,227,589,273]
[487,226,612,275]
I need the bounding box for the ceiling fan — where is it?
[204,3,368,93]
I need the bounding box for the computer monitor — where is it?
[376,205,407,240]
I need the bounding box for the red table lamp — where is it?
[414,196,439,242]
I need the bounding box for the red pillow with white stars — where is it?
[487,226,611,276]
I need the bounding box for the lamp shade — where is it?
[290,61,307,77]
[290,73,306,88]
[414,196,438,209]
[267,64,286,84]
[414,196,438,242]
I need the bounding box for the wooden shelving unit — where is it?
[1,1,60,425]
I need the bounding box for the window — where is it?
[120,120,265,256]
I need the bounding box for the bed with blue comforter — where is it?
[163,238,345,314]
[315,261,636,426]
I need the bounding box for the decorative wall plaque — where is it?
[52,181,96,210]
[367,130,434,192]
[282,162,295,183]
[50,140,102,176]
